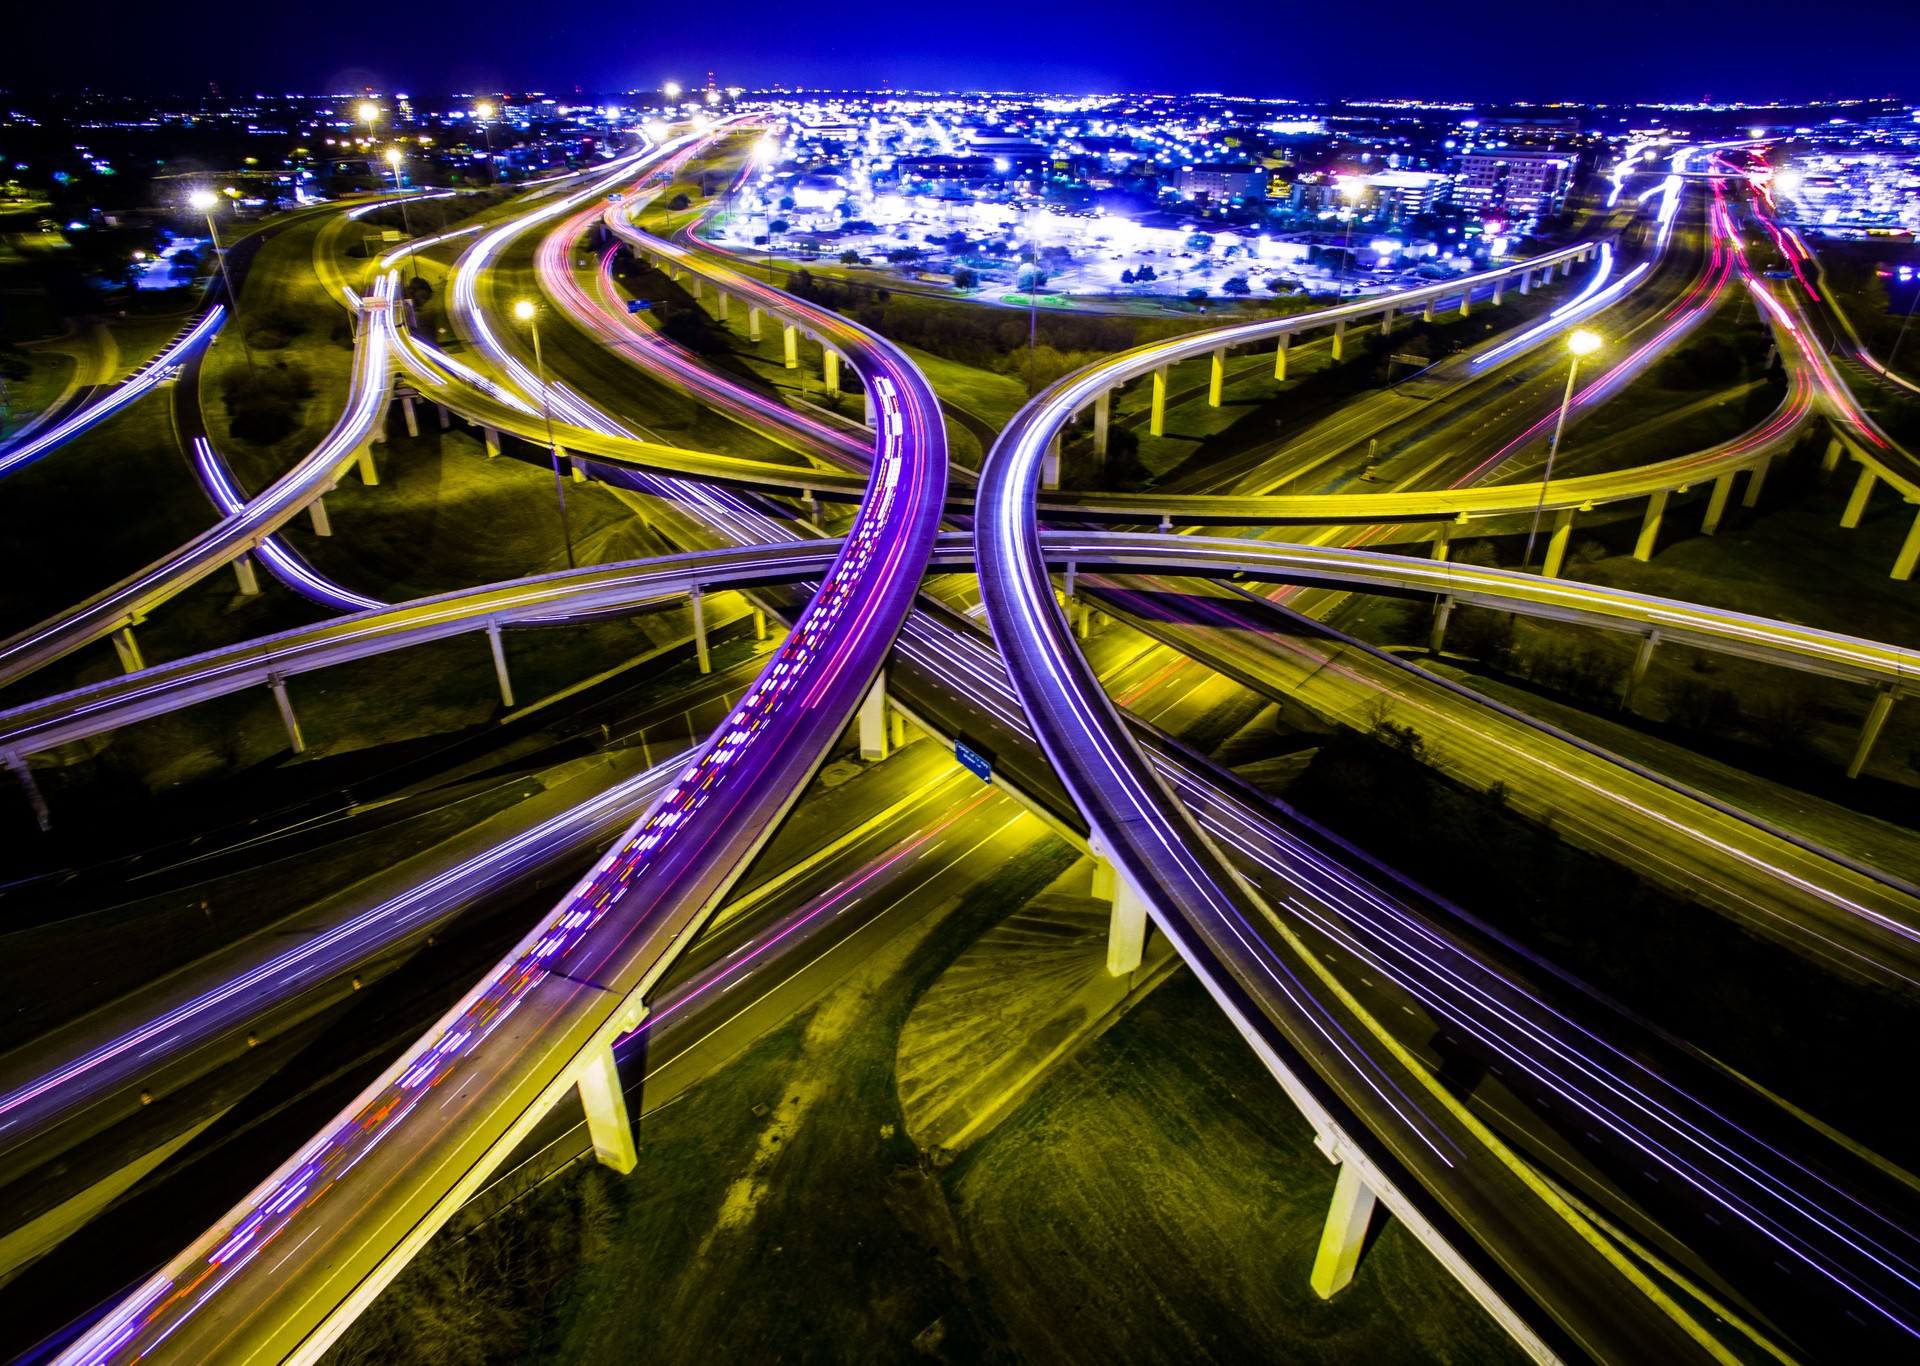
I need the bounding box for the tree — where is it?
[778,196,796,211]
[839,250,862,265]
[1265,277,1293,294]
[1186,287,1207,301]
[1136,263,1157,282]
[668,192,690,211]
[1120,268,1136,284]
[1016,263,1049,291]
[1223,275,1251,295]
[952,266,978,289]
[887,246,922,264]
[768,219,789,235]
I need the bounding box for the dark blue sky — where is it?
[21,0,1917,102]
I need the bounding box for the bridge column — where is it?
[1743,457,1770,508]
[1429,522,1452,560]
[858,670,892,761]
[1821,435,1843,476]
[823,348,840,394]
[1311,1159,1379,1299]
[717,290,730,322]
[1091,856,1148,976]
[112,626,144,674]
[1701,471,1737,535]
[486,618,515,708]
[356,443,379,486]
[1273,333,1290,381]
[233,553,261,596]
[1541,508,1575,578]
[1621,629,1661,710]
[782,323,799,369]
[1380,306,1393,337]
[577,1044,638,1174]
[1633,489,1668,561]
[748,305,762,342]
[1208,348,1226,407]
[3,751,49,833]
[1848,687,1896,780]
[1422,298,1436,322]
[1492,278,1506,306]
[400,395,420,438]
[1428,595,1453,653]
[438,402,451,430]
[1518,271,1531,296]
[1842,466,1878,529]
[1893,508,1920,582]
[1041,432,1061,489]
[1457,289,1470,317]
[482,426,501,458]
[268,671,305,755]
[1150,364,1169,437]
[1093,390,1111,458]
[690,588,711,674]
[689,275,702,301]
[308,495,333,536]
[1561,258,1573,278]
[1331,319,1347,361]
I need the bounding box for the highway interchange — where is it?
[2,126,1919,1364]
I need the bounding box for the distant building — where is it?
[1360,170,1453,217]
[1452,152,1571,215]
[1176,162,1269,202]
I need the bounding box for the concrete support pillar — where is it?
[1821,436,1843,475]
[858,670,891,762]
[782,322,798,369]
[1311,1160,1379,1300]
[1848,687,1896,780]
[576,1044,638,1174]
[748,306,762,342]
[1092,858,1148,977]
[570,449,584,483]
[1380,306,1393,337]
[823,348,840,394]
[483,426,501,459]
[1331,319,1347,361]
[486,618,514,709]
[805,490,824,526]
[1561,257,1573,278]
[690,588,710,674]
[1430,523,1452,561]
[1622,629,1660,709]
[717,290,731,322]
[1093,390,1111,457]
[689,275,702,300]
[437,402,450,430]
[1634,489,1668,562]
[1273,333,1290,381]
[1541,508,1575,579]
[1893,508,1920,582]
[309,496,333,537]
[1842,465,1878,529]
[1492,279,1505,306]
[356,443,379,486]
[1429,595,1454,654]
[1743,457,1770,509]
[863,387,875,426]
[1422,298,1436,322]
[3,751,49,833]
[1150,365,1168,437]
[233,553,261,596]
[1701,471,1736,535]
[1519,271,1532,296]
[1208,348,1226,407]
[112,626,143,674]
[401,395,420,439]
[1457,289,1471,317]
[268,671,305,755]
[1041,432,1061,490]
[752,608,769,641]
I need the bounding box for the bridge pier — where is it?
[1379,306,1393,337]
[1091,855,1148,976]
[1331,319,1346,361]
[1150,364,1169,437]
[1429,522,1452,560]
[1622,629,1660,709]
[1041,432,1061,489]
[1743,457,1770,508]
[1457,289,1470,317]
[1310,1159,1379,1299]
[112,626,143,674]
[577,1044,638,1174]
[268,671,305,755]
[1093,390,1111,457]
[1518,271,1531,296]
[486,619,515,708]
[717,290,730,322]
[1893,508,1920,582]
[308,495,333,536]
[1208,348,1226,407]
[1541,507,1575,578]
[689,275,702,301]
[748,305,762,342]
[482,426,500,459]
[1492,278,1505,307]
[1428,594,1453,653]
[863,387,875,426]
[858,670,898,761]
[824,348,840,394]
[1422,298,1436,323]
[752,607,769,642]
[356,443,379,486]
[1848,687,1896,780]
[233,553,261,596]
[401,396,420,439]
[690,588,711,674]
[1560,257,1573,278]
[1633,489,1668,561]
[437,403,451,430]
[1701,471,1736,535]
[1821,435,1843,476]
[782,323,799,369]
[1842,466,1877,529]
[2,751,49,833]
[1273,333,1290,381]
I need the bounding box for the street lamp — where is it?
[383,149,419,282]
[1524,328,1602,569]
[358,102,379,147]
[513,300,576,568]
[663,81,682,104]
[474,102,495,184]
[190,188,256,381]
[1337,178,1363,300]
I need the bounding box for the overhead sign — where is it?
[626,298,651,314]
[954,741,992,784]
[608,193,624,203]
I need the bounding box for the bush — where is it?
[839,250,862,265]
[1661,676,1741,734]
[951,266,977,289]
[668,192,690,211]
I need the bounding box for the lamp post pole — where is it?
[521,307,576,569]
[1524,330,1601,569]
[195,193,256,382]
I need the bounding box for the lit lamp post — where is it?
[1524,327,1603,569]
[383,148,418,283]
[474,102,495,184]
[1337,178,1362,300]
[513,300,576,568]
[358,101,379,152]
[190,188,256,381]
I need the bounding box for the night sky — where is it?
[15,0,1916,102]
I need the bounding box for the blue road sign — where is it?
[954,741,992,783]
[627,298,653,314]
